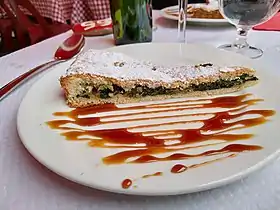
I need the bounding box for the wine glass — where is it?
[178,0,188,42]
[218,0,280,58]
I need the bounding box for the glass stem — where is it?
[233,27,250,49]
[150,0,157,31]
[178,0,187,43]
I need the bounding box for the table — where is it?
[1,11,280,210]
[0,0,110,24]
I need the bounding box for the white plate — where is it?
[17,43,280,196]
[161,5,229,25]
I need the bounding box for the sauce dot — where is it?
[171,164,187,174]
[122,179,132,189]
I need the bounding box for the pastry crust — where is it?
[61,76,257,108]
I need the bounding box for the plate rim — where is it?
[16,43,280,196]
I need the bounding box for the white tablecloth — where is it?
[1,11,280,210]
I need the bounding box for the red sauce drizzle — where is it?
[142,172,163,179]
[171,154,237,174]
[171,164,187,174]
[47,94,274,166]
[122,179,132,189]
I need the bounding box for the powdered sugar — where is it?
[64,49,238,83]
[219,67,240,73]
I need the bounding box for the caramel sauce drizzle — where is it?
[47,94,274,165]
[121,179,132,189]
[171,154,236,174]
[46,94,275,189]
[142,172,163,179]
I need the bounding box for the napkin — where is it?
[253,13,280,31]
[72,19,112,36]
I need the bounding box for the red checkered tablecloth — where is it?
[0,0,111,24]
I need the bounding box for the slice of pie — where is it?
[187,7,223,19]
[60,50,258,108]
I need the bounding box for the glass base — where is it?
[218,44,263,59]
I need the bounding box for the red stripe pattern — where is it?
[0,0,111,24]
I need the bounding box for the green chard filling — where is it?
[76,74,258,99]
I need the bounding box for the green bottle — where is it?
[109,0,153,45]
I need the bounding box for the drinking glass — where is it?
[218,0,280,58]
[178,0,188,42]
